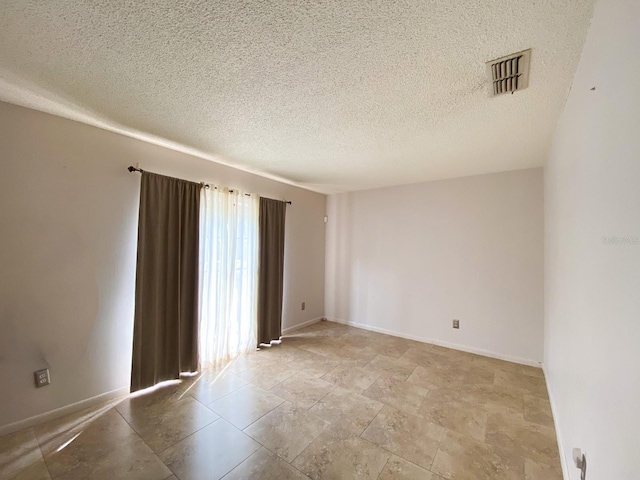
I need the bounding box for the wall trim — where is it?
[327,318,542,368]
[543,365,570,480]
[0,386,129,437]
[282,316,324,334]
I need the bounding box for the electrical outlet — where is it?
[34,369,50,388]
[453,319,460,329]
[301,302,306,311]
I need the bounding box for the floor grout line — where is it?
[375,456,392,480]
[31,427,54,480]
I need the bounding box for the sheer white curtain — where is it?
[198,187,259,369]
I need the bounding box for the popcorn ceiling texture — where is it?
[0,1,594,193]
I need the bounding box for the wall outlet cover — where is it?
[453,319,460,329]
[34,368,50,388]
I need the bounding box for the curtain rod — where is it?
[128,166,292,205]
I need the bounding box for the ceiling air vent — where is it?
[487,49,531,96]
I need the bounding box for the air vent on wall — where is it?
[487,49,531,96]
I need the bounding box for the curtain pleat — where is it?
[257,197,287,346]
[130,172,200,392]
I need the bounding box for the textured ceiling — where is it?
[0,1,594,193]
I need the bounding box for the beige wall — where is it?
[0,101,326,429]
[544,1,640,478]
[325,168,544,365]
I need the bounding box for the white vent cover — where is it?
[487,49,531,96]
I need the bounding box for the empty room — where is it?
[0,1,638,479]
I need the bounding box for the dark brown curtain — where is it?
[131,172,201,392]
[257,197,287,345]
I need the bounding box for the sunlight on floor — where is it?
[129,379,182,399]
[55,431,83,453]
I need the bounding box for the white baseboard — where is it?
[0,386,129,437]
[282,316,324,334]
[543,365,569,480]
[327,318,542,368]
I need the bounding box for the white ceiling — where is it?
[0,1,594,193]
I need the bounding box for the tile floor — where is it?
[0,321,562,479]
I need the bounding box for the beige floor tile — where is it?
[362,377,428,416]
[223,447,310,479]
[485,410,560,465]
[295,337,348,358]
[494,369,549,399]
[122,396,219,452]
[406,365,467,390]
[340,327,379,339]
[291,424,391,480]
[463,365,497,386]
[10,458,51,480]
[331,345,378,367]
[361,405,443,470]
[38,409,141,477]
[237,362,298,390]
[283,352,342,379]
[523,395,554,427]
[309,386,383,435]
[115,384,186,425]
[520,365,545,378]
[244,402,330,462]
[430,345,476,361]
[187,371,249,405]
[298,330,339,340]
[35,402,121,455]
[525,457,563,480]
[417,397,488,441]
[393,337,431,351]
[0,428,45,479]
[431,345,479,363]
[320,365,380,393]
[470,355,523,373]
[398,347,441,366]
[257,344,316,364]
[276,339,330,365]
[279,334,314,348]
[426,348,475,369]
[378,455,444,480]
[55,436,171,480]
[226,352,279,374]
[366,355,418,381]
[159,419,260,480]
[431,430,525,480]
[297,344,344,358]
[458,383,524,413]
[337,332,373,349]
[209,384,284,429]
[269,372,335,409]
[298,322,350,338]
[361,341,411,359]
[425,388,461,403]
